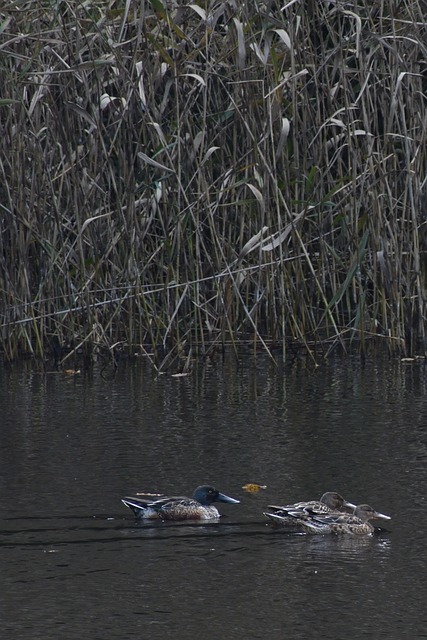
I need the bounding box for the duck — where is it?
[264,504,391,536]
[264,491,356,525]
[122,484,240,521]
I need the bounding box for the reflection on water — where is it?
[0,355,426,639]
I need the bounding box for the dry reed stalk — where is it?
[0,1,426,367]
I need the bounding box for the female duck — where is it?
[264,491,356,525]
[264,504,391,536]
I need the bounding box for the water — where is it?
[1,355,426,639]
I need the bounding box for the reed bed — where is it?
[0,0,426,367]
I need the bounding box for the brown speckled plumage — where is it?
[264,504,391,536]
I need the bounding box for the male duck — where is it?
[264,504,391,536]
[122,485,240,521]
[264,491,356,525]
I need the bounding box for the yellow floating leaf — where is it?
[242,483,267,492]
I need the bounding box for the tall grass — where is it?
[0,0,426,366]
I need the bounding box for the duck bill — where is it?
[343,501,357,510]
[217,492,240,504]
[375,511,391,520]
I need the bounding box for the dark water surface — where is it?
[1,355,426,639]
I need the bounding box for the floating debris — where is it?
[242,483,267,492]
[135,492,164,497]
